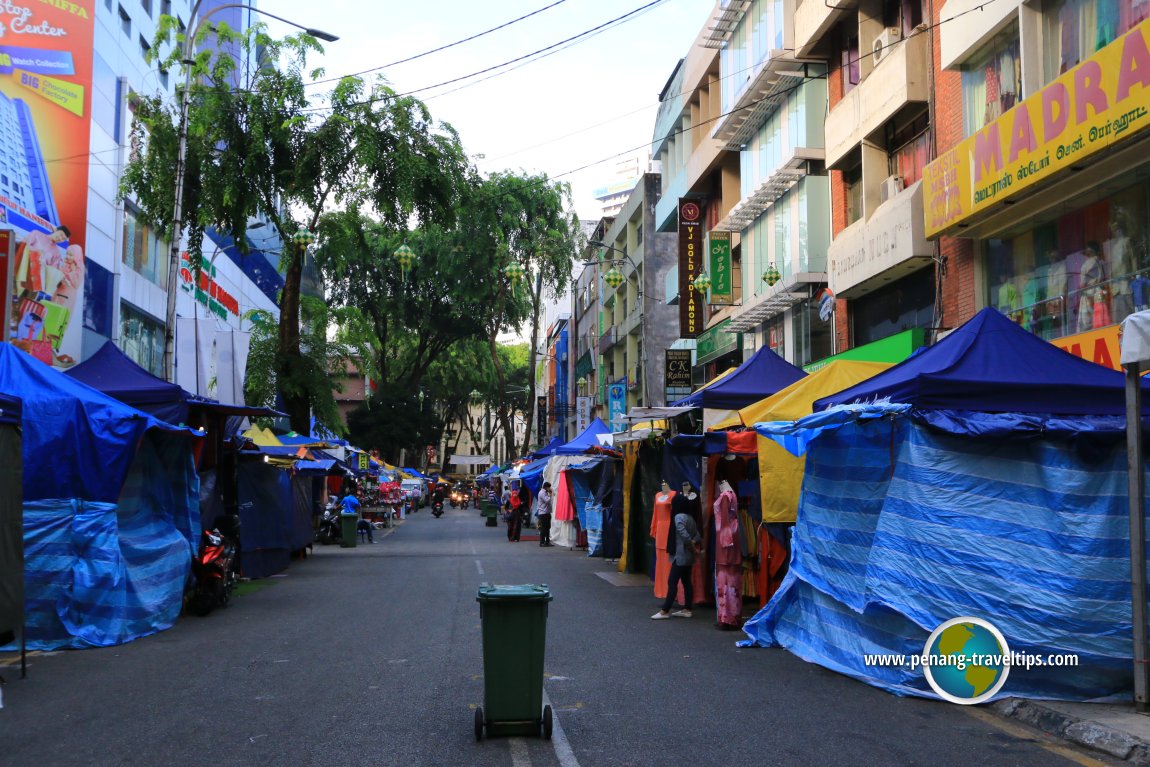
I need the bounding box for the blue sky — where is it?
[264,0,717,220]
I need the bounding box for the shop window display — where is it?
[1042,0,1146,84]
[985,182,1150,340]
[960,22,1020,137]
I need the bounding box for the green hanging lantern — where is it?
[393,244,416,280]
[292,227,315,247]
[693,272,712,293]
[603,266,625,289]
[503,261,526,285]
[763,263,781,287]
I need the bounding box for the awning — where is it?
[622,406,696,422]
[450,455,491,465]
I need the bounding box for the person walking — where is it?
[534,482,554,547]
[651,500,702,620]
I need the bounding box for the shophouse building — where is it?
[572,222,605,435]
[591,174,680,431]
[650,24,744,386]
[924,0,1149,371]
[701,0,836,371]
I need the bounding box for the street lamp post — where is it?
[589,240,649,408]
[163,1,338,382]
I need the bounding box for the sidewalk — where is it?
[993,698,1150,764]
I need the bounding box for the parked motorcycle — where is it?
[317,508,342,545]
[190,516,240,616]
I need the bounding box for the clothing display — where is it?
[672,488,706,606]
[714,486,742,627]
[650,489,678,600]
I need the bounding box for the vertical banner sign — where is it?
[536,395,547,444]
[664,349,692,389]
[678,199,702,338]
[0,229,12,342]
[576,396,591,435]
[358,453,369,471]
[708,231,733,304]
[2,1,94,368]
[608,381,626,433]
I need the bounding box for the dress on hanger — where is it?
[714,487,742,627]
[650,489,677,600]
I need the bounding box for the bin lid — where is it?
[476,583,552,602]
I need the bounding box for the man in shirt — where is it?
[534,482,554,547]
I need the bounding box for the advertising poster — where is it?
[664,348,692,389]
[608,381,626,433]
[2,1,94,368]
[678,199,702,337]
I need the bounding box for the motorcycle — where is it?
[190,516,240,616]
[317,507,342,545]
[432,498,445,517]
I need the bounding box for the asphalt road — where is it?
[1,505,1115,767]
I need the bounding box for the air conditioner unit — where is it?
[880,174,905,203]
[872,27,902,65]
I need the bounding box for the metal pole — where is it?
[1127,361,1149,712]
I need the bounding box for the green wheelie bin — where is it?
[482,501,499,527]
[474,584,553,740]
[340,513,358,548]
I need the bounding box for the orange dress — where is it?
[650,490,677,599]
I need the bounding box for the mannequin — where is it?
[713,479,742,629]
[650,481,678,600]
[671,482,704,606]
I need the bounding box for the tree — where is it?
[122,21,469,432]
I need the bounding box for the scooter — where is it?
[318,508,342,545]
[432,498,445,517]
[189,516,239,616]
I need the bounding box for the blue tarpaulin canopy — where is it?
[532,436,565,458]
[672,346,806,410]
[65,341,188,424]
[0,392,20,426]
[555,418,611,455]
[816,308,1149,415]
[403,467,428,478]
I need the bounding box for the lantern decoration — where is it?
[292,227,315,247]
[762,262,781,287]
[603,266,625,290]
[503,261,526,288]
[693,272,712,294]
[393,244,416,281]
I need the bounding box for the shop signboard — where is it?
[695,320,739,366]
[2,0,95,368]
[803,327,927,373]
[576,395,591,435]
[358,453,370,471]
[536,395,547,443]
[923,18,1150,238]
[708,231,733,304]
[608,381,626,433]
[678,199,703,337]
[1054,324,1121,370]
[665,348,692,389]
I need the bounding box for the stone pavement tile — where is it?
[993,698,1150,763]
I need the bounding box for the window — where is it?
[139,35,150,60]
[794,295,834,366]
[140,0,152,16]
[852,268,935,345]
[840,26,860,93]
[886,112,930,186]
[764,314,786,359]
[118,5,131,37]
[883,0,924,36]
[120,303,164,377]
[104,0,112,10]
[161,0,171,15]
[1042,0,1144,84]
[985,179,1150,341]
[122,205,169,287]
[843,161,863,226]
[960,22,1021,137]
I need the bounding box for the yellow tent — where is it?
[242,425,283,446]
[741,360,894,523]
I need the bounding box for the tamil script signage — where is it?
[678,199,703,338]
[708,231,733,304]
[923,18,1150,238]
[665,348,692,389]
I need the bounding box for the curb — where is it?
[992,698,1150,764]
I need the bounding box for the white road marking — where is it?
[509,737,532,767]
[543,687,581,767]
[475,559,485,577]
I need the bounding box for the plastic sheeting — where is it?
[237,461,292,579]
[566,458,622,557]
[742,408,1144,701]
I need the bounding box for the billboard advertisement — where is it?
[2,1,94,368]
[608,381,626,433]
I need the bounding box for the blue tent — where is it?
[672,346,806,410]
[816,307,1148,415]
[555,418,611,455]
[0,344,200,650]
[65,340,188,424]
[516,457,551,494]
[404,467,429,479]
[532,436,565,458]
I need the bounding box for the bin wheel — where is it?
[474,707,484,741]
[542,704,553,739]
